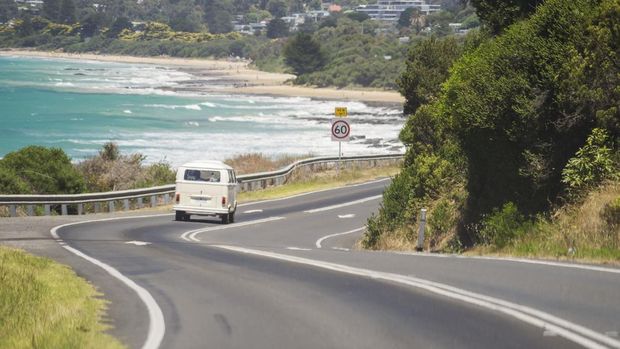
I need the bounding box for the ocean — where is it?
[0,55,404,167]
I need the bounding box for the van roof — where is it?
[179,160,233,170]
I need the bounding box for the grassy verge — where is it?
[0,246,125,349]
[238,165,401,203]
[467,181,620,265]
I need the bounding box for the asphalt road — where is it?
[52,178,620,349]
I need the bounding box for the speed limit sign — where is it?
[331,118,350,142]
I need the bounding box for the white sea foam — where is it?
[123,110,133,114]
[185,121,200,127]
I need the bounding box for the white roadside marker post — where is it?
[416,208,427,252]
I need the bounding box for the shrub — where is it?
[601,196,620,228]
[0,146,84,194]
[562,128,618,193]
[478,202,532,248]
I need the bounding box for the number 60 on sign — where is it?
[331,119,350,142]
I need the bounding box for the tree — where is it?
[79,12,106,38]
[59,0,76,23]
[397,7,414,28]
[106,16,132,38]
[397,36,462,115]
[0,146,85,194]
[471,0,542,34]
[43,0,61,22]
[165,0,204,32]
[201,0,233,33]
[16,15,35,36]
[266,17,289,38]
[266,0,287,18]
[347,11,370,22]
[283,32,326,75]
[0,0,18,23]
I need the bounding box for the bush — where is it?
[478,202,532,248]
[562,128,618,193]
[601,197,620,228]
[0,146,84,194]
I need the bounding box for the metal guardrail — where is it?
[0,153,403,217]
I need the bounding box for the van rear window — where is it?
[184,169,221,182]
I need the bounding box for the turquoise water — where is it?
[0,56,404,166]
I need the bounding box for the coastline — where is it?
[0,49,405,104]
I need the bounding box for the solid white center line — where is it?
[244,209,263,213]
[180,216,286,242]
[304,195,383,213]
[338,214,356,219]
[316,227,365,248]
[212,245,618,349]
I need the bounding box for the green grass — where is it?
[238,165,400,203]
[0,246,125,349]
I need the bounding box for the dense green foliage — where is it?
[283,31,325,75]
[0,146,85,194]
[0,144,175,194]
[471,0,541,34]
[366,0,620,251]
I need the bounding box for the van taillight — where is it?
[222,196,226,206]
[175,193,180,204]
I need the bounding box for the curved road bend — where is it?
[54,179,620,349]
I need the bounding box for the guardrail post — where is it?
[163,194,169,205]
[77,203,83,215]
[416,208,427,252]
[108,201,115,213]
[137,197,144,209]
[150,195,156,208]
[61,204,68,216]
[27,205,34,216]
[9,205,17,217]
[44,205,51,216]
[123,199,130,211]
[94,202,101,213]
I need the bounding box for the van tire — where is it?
[229,212,235,223]
[221,214,229,224]
[175,211,185,221]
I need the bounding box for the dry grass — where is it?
[224,153,315,175]
[473,181,620,264]
[0,246,125,349]
[238,165,401,203]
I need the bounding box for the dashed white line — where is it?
[316,227,365,248]
[243,209,263,213]
[338,214,356,219]
[125,241,152,246]
[286,247,312,251]
[304,195,383,213]
[212,245,619,349]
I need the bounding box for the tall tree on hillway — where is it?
[59,0,77,24]
[43,0,61,22]
[266,17,289,38]
[201,0,233,33]
[471,0,542,34]
[0,0,18,23]
[283,32,326,75]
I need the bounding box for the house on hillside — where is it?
[356,0,440,22]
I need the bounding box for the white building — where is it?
[357,0,440,22]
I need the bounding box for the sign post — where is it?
[331,107,349,176]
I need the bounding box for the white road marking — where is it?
[244,209,263,213]
[51,217,167,349]
[286,247,312,251]
[332,247,350,252]
[316,227,365,248]
[180,216,286,242]
[212,245,619,349]
[393,251,620,275]
[126,241,152,246]
[338,214,356,219]
[304,195,383,213]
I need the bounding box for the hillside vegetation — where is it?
[365,0,620,262]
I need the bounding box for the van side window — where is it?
[184,169,221,182]
[228,170,236,183]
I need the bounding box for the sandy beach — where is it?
[0,49,405,104]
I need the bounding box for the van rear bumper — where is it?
[173,205,234,216]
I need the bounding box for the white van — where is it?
[173,160,238,223]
